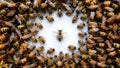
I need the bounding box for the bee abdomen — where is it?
[1,27,9,32]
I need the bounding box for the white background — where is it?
[28,11,88,56]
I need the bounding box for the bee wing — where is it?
[4,41,9,45]
[48,0,55,8]
[10,33,14,42]
[52,31,57,34]
[63,32,67,34]
[15,28,22,38]
[15,15,22,24]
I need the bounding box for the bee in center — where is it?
[57,29,63,41]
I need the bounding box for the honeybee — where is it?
[46,15,54,22]
[87,43,94,49]
[23,65,30,68]
[26,21,33,27]
[15,14,25,24]
[115,58,120,66]
[65,53,71,61]
[30,29,38,35]
[33,1,39,9]
[78,32,86,37]
[0,34,6,41]
[19,3,29,10]
[93,37,103,42]
[57,8,62,17]
[72,53,79,59]
[104,7,114,11]
[66,9,73,16]
[96,11,102,19]
[113,24,118,31]
[38,36,45,44]
[21,34,31,40]
[72,15,78,23]
[29,13,36,19]
[108,51,116,57]
[20,43,28,48]
[17,25,25,30]
[81,14,88,20]
[89,12,95,20]
[47,0,56,8]
[23,29,29,35]
[37,65,42,68]
[40,2,47,9]
[77,23,85,29]
[20,58,27,64]
[108,32,115,39]
[0,55,4,60]
[42,54,48,62]
[99,31,107,37]
[97,55,104,61]
[57,61,63,67]
[113,43,120,49]
[81,8,87,13]
[89,59,96,66]
[78,47,86,54]
[100,24,108,30]
[37,46,44,52]
[0,0,7,6]
[103,1,111,6]
[26,0,32,6]
[0,9,6,15]
[68,45,76,51]
[81,54,88,60]
[78,40,85,46]
[86,38,95,44]
[7,10,16,17]
[28,7,34,13]
[31,36,37,42]
[88,49,96,55]
[59,51,64,61]
[0,27,9,32]
[37,12,43,19]
[27,45,36,51]
[107,12,114,17]
[62,3,70,10]
[0,44,5,49]
[47,48,55,54]
[80,60,87,68]
[35,22,43,29]
[47,58,53,66]
[29,52,35,58]
[85,0,90,5]
[53,55,58,63]
[99,43,105,48]
[88,3,98,10]
[97,62,106,68]
[47,7,53,14]
[57,30,63,41]
[112,3,119,9]
[8,48,15,54]
[0,60,8,68]
[71,62,76,68]
[88,21,98,28]
[75,2,84,13]
[88,28,99,34]
[4,21,14,26]
[64,61,70,68]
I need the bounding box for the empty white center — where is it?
[32,11,88,55]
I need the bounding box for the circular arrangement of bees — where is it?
[0,0,120,68]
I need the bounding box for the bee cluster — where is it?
[0,0,120,68]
